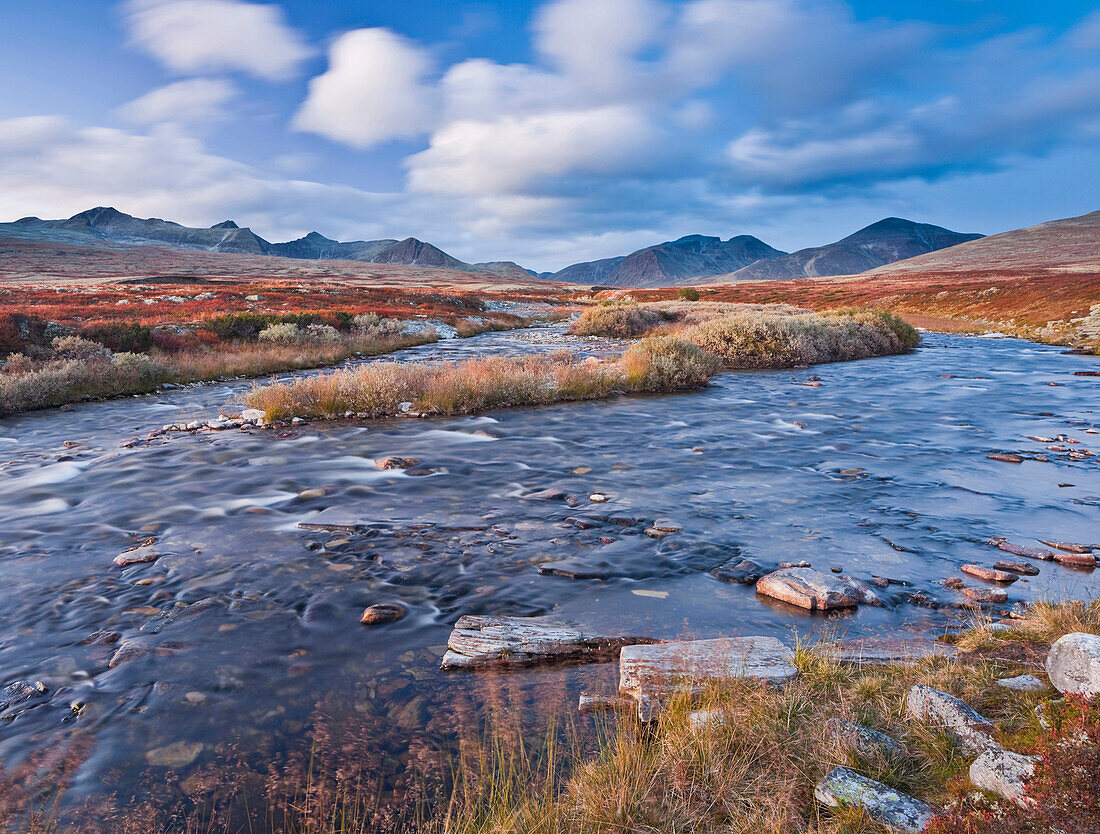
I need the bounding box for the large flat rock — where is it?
[820,638,955,666]
[1045,632,1100,697]
[815,767,937,832]
[619,636,797,720]
[440,615,654,670]
[756,568,880,610]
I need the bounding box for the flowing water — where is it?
[0,326,1098,819]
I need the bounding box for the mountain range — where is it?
[2,207,535,280]
[544,218,982,287]
[0,208,983,287]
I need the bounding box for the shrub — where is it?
[685,309,918,369]
[570,303,667,338]
[0,353,173,414]
[205,312,281,339]
[353,313,406,338]
[81,321,154,353]
[304,323,341,343]
[258,323,304,344]
[677,287,701,302]
[621,336,720,390]
[51,335,111,360]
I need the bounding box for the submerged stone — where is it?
[618,636,797,721]
[440,615,653,670]
[815,767,936,832]
[711,559,767,585]
[360,603,406,625]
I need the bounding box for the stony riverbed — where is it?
[0,325,1098,821]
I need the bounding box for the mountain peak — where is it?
[210,220,239,230]
[70,206,130,225]
[303,231,336,243]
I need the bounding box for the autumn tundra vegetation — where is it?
[244,302,918,423]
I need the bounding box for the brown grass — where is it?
[245,337,717,421]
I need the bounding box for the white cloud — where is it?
[293,28,438,148]
[533,0,668,95]
[0,116,68,155]
[124,0,313,80]
[405,106,658,195]
[116,78,238,124]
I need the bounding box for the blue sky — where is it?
[0,0,1098,270]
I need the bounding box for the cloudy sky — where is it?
[1,0,1098,271]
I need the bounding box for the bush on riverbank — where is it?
[569,303,669,338]
[244,338,720,421]
[0,330,438,416]
[685,308,919,369]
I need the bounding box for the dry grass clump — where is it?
[569,303,669,338]
[0,351,173,415]
[685,308,919,368]
[245,337,718,421]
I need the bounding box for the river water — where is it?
[0,327,1097,822]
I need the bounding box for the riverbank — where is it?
[242,305,919,423]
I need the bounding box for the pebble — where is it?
[297,488,327,500]
[588,493,609,503]
[987,453,1023,463]
[146,740,203,768]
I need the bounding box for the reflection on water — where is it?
[0,327,1098,819]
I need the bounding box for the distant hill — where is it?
[863,210,1100,277]
[548,234,786,287]
[1,207,504,274]
[720,218,983,282]
[547,218,982,288]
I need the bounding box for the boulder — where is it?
[113,545,161,567]
[814,767,936,832]
[1053,552,1096,568]
[440,615,654,670]
[825,718,907,760]
[618,636,797,721]
[1045,632,1100,697]
[996,674,1044,691]
[755,568,881,610]
[969,749,1037,806]
[906,685,998,754]
[376,456,419,470]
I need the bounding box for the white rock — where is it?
[1045,632,1100,697]
[240,408,265,423]
[970,749,1037,806]
[906,685,998,754]
[619,636,797,721]
[815,767,936,832]
[996,674,1044,691]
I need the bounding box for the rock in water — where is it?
[360,603,406,625]
[994,541,1054,561]
[618,636,797,721]
[376,456,420,470]
[755,568,880,610]
[815,767,936,832]
[961,586,1008,604]
[961,564,1018,583]
[970,749,1037,806]
[906,685,998,754]
[711,559,767,584]
[113,545,161,567]
[1045,632,1100,696]
[993,560,1039,576]
[440,615,654,670]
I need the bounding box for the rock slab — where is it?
[441,615,653,670]
[619,636,796,720]
[755,568,880,610]
[970,749,1037,806]
[906,685,998,754]
[822,638,954,667]
[1045,632,1100,697]
[815,767,936,832]
[996,674,1044,691]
